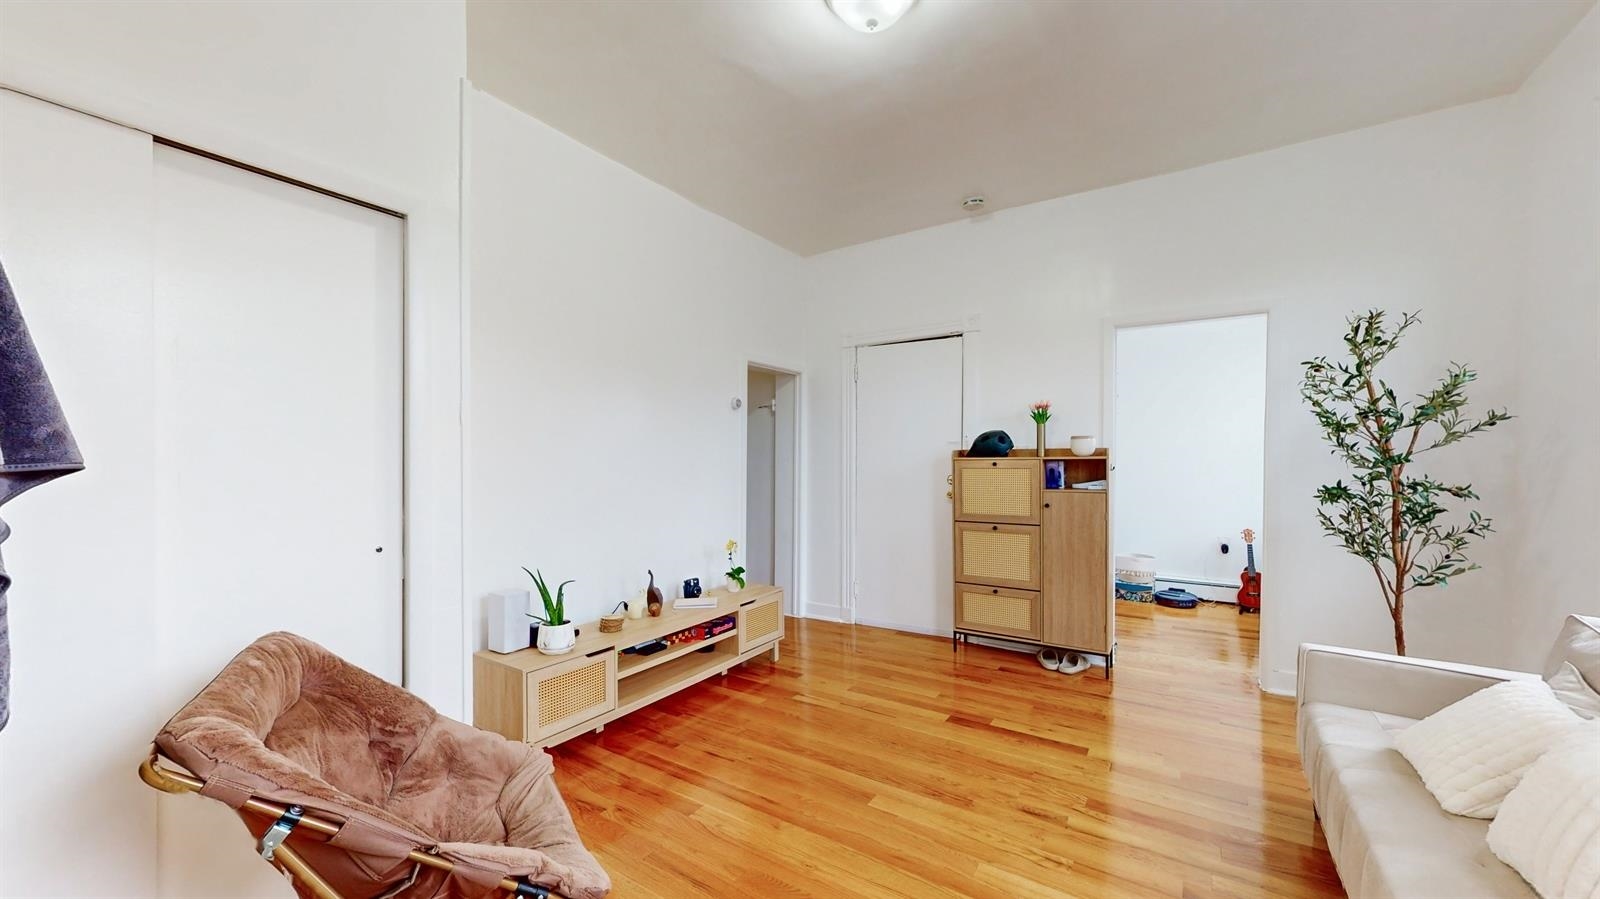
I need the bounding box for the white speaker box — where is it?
[486,589,531,653]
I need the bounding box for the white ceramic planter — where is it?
[726,578,743,594]
[1070,435,1097,456]
[536,621,577,655]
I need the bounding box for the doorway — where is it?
[852,335,964,633]
[746,364,799,612]
[1111,314,1266,606]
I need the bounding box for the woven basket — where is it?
[1115,553,1157,602]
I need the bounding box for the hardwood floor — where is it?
[550,603,1344,898]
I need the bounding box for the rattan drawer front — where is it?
[954,459,1040,524]
[526,651,616,742]
[955,584,1040,640]
[737,593,784,653]
[955,522,1040,590]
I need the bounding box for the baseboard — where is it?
[852,617,946,637]
[1260,667,1297,696]
[802,602,847,622]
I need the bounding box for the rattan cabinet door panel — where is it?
[954,522,1041,590]
[955,584,1041,640]
[736,592,784,653]
[525,651,617,742]
[954,459,1040,524]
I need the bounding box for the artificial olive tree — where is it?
[1301,310,1511,655]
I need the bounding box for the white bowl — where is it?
[1069,435,1097,456]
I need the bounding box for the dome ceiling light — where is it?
[825,0,915,34]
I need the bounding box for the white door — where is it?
[855,337,963,634]
[153,144,404,693]
[152,145,404,899]
[0,88,162,899]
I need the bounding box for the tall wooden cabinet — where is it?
[951,450,1113,670]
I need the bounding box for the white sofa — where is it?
[1297,614,1600,898]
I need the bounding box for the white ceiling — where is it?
[467,0,1592,256]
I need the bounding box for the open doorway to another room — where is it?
[746,364,799,614]
[1111,314,1267,622]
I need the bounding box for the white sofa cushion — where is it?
[1550,661,1600,720]
[1487,721,1600,899]
[1543,615,1600,688]
[1301,702,1537,898]
[1395,678,1582,818]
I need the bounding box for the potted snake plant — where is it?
[523,567,577,655]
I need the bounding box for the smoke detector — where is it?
[961,195,986,212]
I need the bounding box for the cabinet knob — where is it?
[1043,502,1050,508]
[991,461,998,467]
[991,589,999,594]
[991,525,998,531]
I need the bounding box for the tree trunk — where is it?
[1392,585,1407,656]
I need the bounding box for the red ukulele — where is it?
[1237,528,1262,614]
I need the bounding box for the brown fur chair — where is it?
[150,632,610,899]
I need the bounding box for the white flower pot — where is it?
[536,621,577,655]
[1070,435,1097,456]
[726,578,743,594]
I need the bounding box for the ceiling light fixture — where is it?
[825,0,915,34]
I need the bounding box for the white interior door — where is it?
[152,145,404,898]
[0,88,162,899]
[153,144,404,691]
[855,337,963,634]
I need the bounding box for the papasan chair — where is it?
[141,632,611,899]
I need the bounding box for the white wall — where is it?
[747,369,778,586]
[463,88,804,696]
[804,97,1525,693]
[0,3,466,897]
[1113,315,1267,601]
[1509,5,1600,670]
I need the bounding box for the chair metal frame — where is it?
[139,748,548,899]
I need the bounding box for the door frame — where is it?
[1101,304,1272,690]
[840,316,980,624]
[743,360,804,617]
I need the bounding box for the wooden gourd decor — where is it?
[646,570,664,617]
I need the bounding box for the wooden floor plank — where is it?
[551,603,1343,898]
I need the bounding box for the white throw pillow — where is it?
[1487,721,1600,899]
[1395,677,1582,818]
[1549,661,1600,720]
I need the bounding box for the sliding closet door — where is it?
[0,89,161,899]
[152,144,404,898]
[152,144,404,689]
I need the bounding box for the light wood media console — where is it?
[473,584,783,748]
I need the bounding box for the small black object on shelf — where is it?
[967,430,1014,457]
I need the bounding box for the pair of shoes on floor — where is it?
[1037,648,1092,675]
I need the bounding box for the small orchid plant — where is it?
[725,539,747,589]
[1029,401,1052,424]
